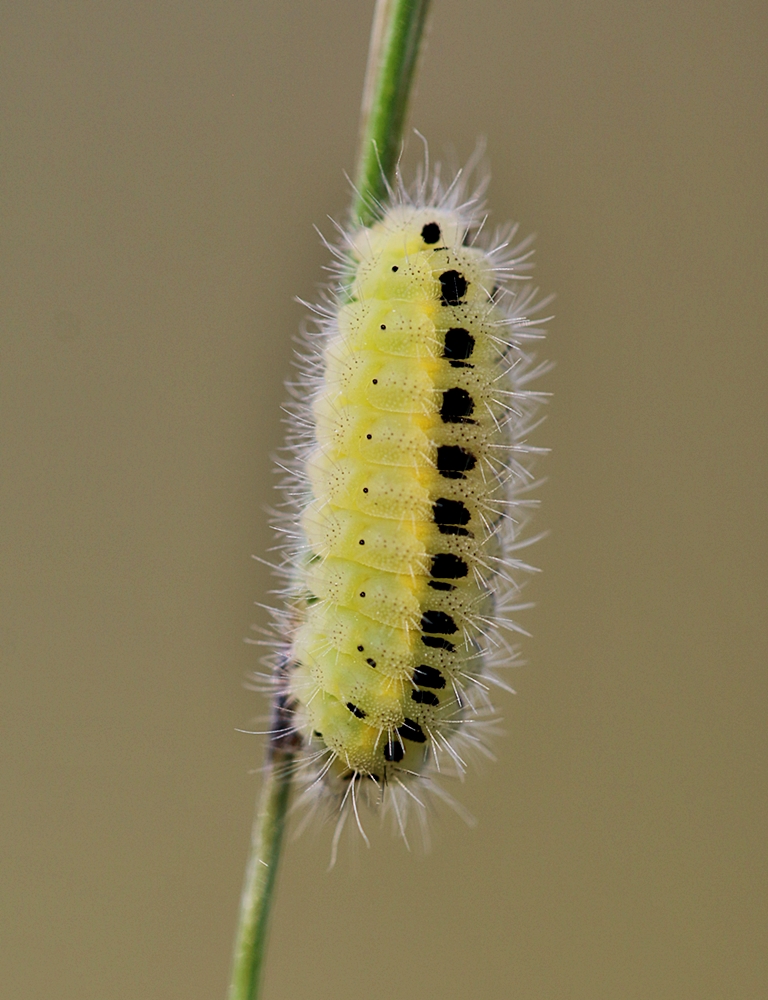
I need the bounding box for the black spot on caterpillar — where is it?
[421,610,458,634]
[437,444,477,479]
[420,636,455,652]
[430,553,468,579]
[412,665,446,689]
[398,718,427,743]
[421,221,441,244]
[443,327,475,361]
[411,689,440,707]
[433,497,471,526]
[439,269,468,305]
[440,387,476,423]
[383,738,404,763]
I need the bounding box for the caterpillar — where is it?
[265,161,549,847]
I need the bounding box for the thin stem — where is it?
[227,701,297,1000]
[351,0,432,226]
[226,3,431,998]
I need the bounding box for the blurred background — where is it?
[2,2,766,998]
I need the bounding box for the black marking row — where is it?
[342,244,480,764]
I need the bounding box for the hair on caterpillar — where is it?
[253,144,551,856]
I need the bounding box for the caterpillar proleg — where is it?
[264,157,549,846]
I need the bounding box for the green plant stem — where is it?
[226,3,431,998]
[227,709,295,1000]
[352,0,432,227]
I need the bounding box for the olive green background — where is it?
[2,2,766,998]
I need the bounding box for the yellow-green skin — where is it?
[288,206,505,784]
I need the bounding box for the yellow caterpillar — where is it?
[270,171,548,842]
